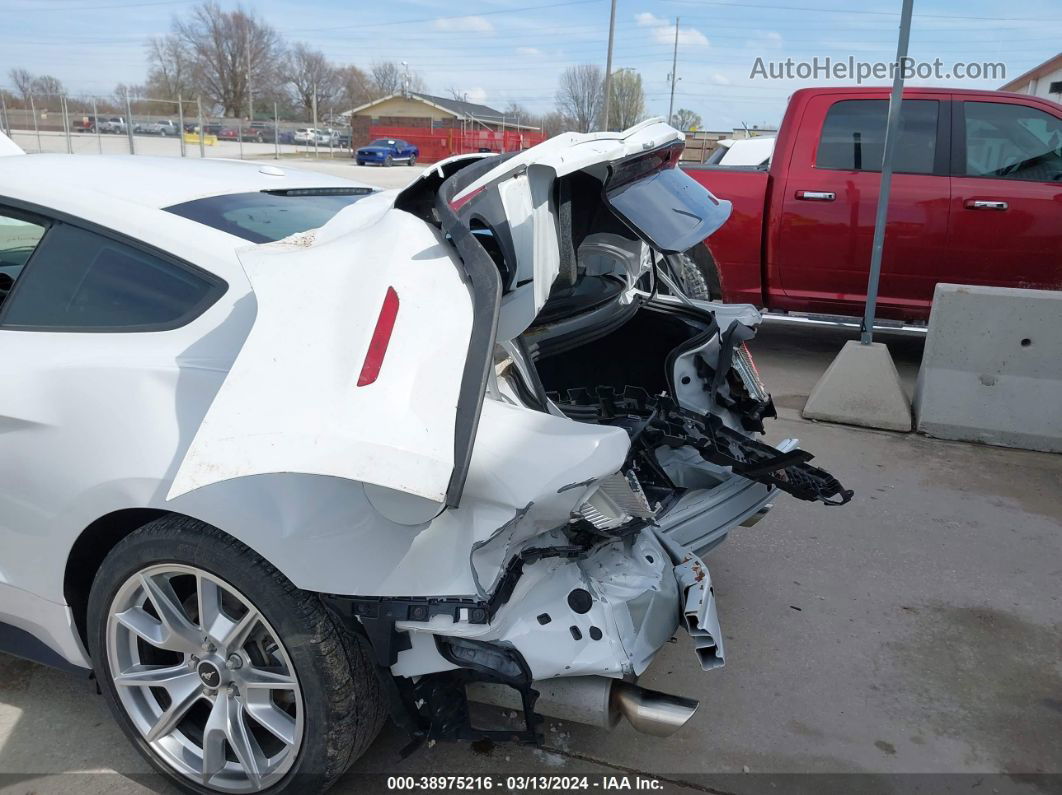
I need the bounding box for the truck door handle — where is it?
[964,200,1008,210]
[795,190,835,201]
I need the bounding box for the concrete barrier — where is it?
[913,283,1062,453]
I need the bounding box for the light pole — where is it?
[861,0,913,345]
[600,0,617,131]
[667,17,680,125]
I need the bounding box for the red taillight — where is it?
[356,287,399,387]
[448,185,485,212]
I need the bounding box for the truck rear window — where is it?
[165,188,374,243]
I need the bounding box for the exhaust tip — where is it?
[610,681,699,737]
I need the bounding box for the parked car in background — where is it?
[133,121,180,137]
[337,130,352,149]
[73,115,100,133]
[355,137,419,166]
[216,127,239,142]
[683,86,1062,321]
[293,128,318,144]
[244,122,276,143]
[97,117,127,134]
[0,125,851,793]
[705,137,775,167]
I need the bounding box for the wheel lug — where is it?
[227,684,239,697]
[202,641,216,653]
[225,654,243,670]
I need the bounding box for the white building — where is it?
[1000,52,1062,103]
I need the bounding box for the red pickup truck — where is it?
[684,87,1062,321]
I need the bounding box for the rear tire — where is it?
[408,154,416,167]
[677,244,722,301]
[87,516,385,794]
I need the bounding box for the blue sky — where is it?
[2,0,1059,128]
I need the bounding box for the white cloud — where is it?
[635,11,666,27]
[745,30,784,50]
[465,87,488,104]
[663,27,709,47]
[433,15,494,33]
[634,11,708,47]
[711,72,731,85]
[516,46,542,56]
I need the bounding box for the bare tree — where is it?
[608,68,645,131]
[336,64,372,110]
[174,2,285,117]
[146,34,194,101]
[8,68,33,106]
[370,61,424,97]
[555,64,603,133]
[286,43,338,121]
[671,108,702,131]
[30,74,64,98]
[538,110,574,137]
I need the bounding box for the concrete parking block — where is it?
[802,341,912,431]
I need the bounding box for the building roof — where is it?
[343,91,539,130]
[1000,52,1062,92]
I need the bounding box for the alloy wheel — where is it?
[106,564,303,792]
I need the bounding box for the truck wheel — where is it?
[677,245,722,301]
[87,515,385,794]
[677,253,712,300]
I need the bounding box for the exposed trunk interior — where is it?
[530,306,707,400]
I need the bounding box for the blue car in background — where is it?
[355,138,419,166]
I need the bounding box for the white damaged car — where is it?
[0,121,850,792]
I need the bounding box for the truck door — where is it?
[946,97,1062,292]
[772,92,951,319]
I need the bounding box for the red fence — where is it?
[369,126,548,163]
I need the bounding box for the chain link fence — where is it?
[0,91,354,161]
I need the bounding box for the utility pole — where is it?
[667,17,680,126]
[861,0,913,345]
[600,0,617,131]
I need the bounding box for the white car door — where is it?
[0,207,232,603]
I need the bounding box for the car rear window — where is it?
[165,188,374,243]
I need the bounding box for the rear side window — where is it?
[816,99,939,174]
[0,211,47,310]
[1,223,222,331]
[963,101,1062,182]
[165,188,374,243]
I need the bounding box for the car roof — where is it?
[0,154,368,212]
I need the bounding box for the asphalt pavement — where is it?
[1,319,1058,793]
